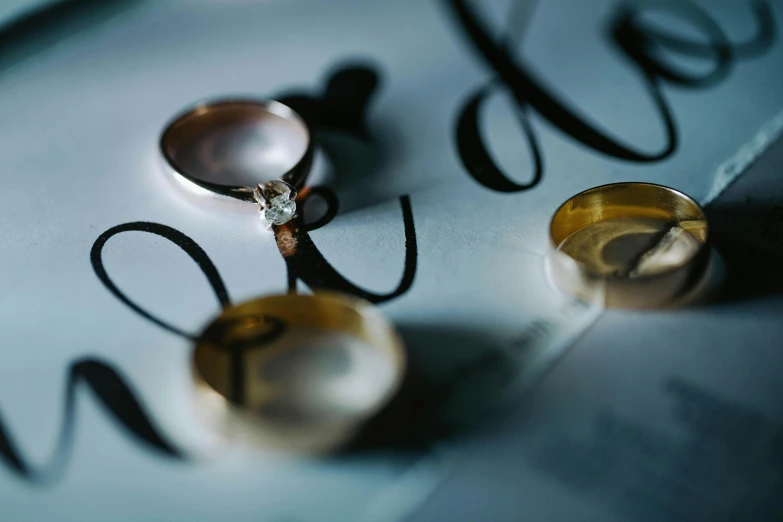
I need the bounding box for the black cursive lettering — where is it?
[276,191,418,304]
[91,222,231,340]
[0,358,184,484]
[445,0,775,190]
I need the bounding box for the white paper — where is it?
[0,0,781,520]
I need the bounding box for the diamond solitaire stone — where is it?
[255,180,297,228]
[261,195,296,227]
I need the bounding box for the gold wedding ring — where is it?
[548,182,709,308]
[191,292,405,454]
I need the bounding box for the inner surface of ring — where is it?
[192,294,404,444]
[550,183,708,279]
[164,102,309,188]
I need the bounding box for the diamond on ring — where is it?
[254,180,297,228]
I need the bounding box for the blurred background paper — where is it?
[0,1,782,521]
[0,0,57,23]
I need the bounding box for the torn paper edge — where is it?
[703,108,783,205]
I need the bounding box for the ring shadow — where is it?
[704,200,783,305]
[346,322,518,456]
[276,61,408,213]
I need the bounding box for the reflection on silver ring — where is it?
[160,99,314,227]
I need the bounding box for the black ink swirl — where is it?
[91,222,231,340]
[0,224,225,485]
[456,82,543,193]
[445,0,676,162]
[445,0,776,190]
[276,191,417,304]
[0,358,184,484]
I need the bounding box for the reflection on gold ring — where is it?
[548,182,709,309]
[191,292,405,454]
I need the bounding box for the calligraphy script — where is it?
[0,0,776,484]
[446,0,774,191]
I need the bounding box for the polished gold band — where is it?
[191,292,406,454]
[548,182,709,309]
